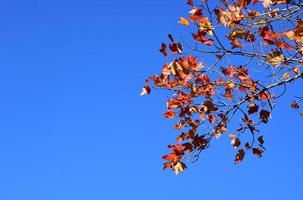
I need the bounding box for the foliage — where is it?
[141,0,303,174]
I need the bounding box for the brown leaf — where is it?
[290,101,299,109]
[140,80,151,96]
[169,43,183,55]
[248,103,259,114]
[260,110,271,123]
[202,100,219,112]
[140,86,151,96]
[235,149,245,164]
[252,148,263,158]
[159,43,168,57]
[231,138,241,148]
[258,136,264,145]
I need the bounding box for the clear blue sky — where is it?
[0,0,302,199]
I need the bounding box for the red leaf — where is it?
[192,30,213,45]
[162,153,178,162]
[169,43,183,54]
[164,110,176,119]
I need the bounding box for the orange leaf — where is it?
[164,110,176,119]
[281,72,290,79]
[178,17,190,27]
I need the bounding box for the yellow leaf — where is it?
[178,17,190,27]
[282,72,290,79]
[228,134,236,138]
[173,162,186,175]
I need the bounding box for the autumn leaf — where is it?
[192,30,213,45]
[258,136,265,145]
[169,42,183,55]
[178,17,190,26]
[231,138,241,148]
[189,7,203,21]
[140,86,151,96]
[260,110,271,123]
[294,21,303,42]
[293,67,300,75]
[266,50,285,67]
[252,148,263,158]
[248,103,259,114]
[235,149,245,164]
[173,162,187,174]
[202,100,219,112]
[159,43,168,57]
[281,72,290,80]
[140,80,151,96]
[290,101,299,109]
[198,17,213,35]
[164,110,176,119]
[144,0,303,173]
[231,39,243,48]
[163,162,173,170]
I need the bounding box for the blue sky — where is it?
[0,0,302,199]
